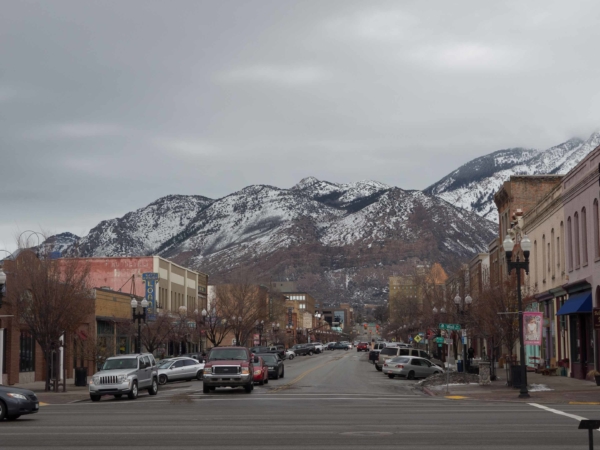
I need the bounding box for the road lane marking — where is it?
[569,401,600,405]
[529,402,598,430]
[39,402,50,406]
[445,396,468,400]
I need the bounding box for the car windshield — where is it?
[208,349,248,361]
[158,360,173,368]
[292,345,303,349]
[102,358,138,370]
[389,357,410,363]
[259,354,278,364]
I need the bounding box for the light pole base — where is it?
[518,391,530,398]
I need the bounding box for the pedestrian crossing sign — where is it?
[413,335,422,343]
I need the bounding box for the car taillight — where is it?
[396,364,404,368]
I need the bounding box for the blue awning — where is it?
[557,292,592,315]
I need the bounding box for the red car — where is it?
[357,342,369,352]
[253,356,269,385]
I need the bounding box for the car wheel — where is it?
[90,395,101,402]
[244,384,253,393]
[309,351,313,356]
[0,400,6,421]
[148,378,158,396]
[203,385,210,394]
[433,371,439,375]
[407,371,415,380]
[114,394,123,399]
[265,378,269,384]
[280,368,284,378]
[6,415,21,421]
[388,374,395,379]
[259,377,265,386]
[289,355,294,360]
[375,365,382,372]
[158,374,168,385]
[196,371,203,381]
[127,381,138,400]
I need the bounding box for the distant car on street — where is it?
[291,344,313,356]
[0,385,39,421]
[330,342,350,350]
[256,353,285,379]
[383,356,444,379]
[157,357,204,385]
[252,356,269,385]
[356,342,369,352]
[202,346,254,394]
[285,349,296,360]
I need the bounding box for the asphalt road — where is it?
[1,350,598,449]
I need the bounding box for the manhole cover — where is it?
[340,431,393,436]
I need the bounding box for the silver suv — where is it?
[89,353,158,401]
[376,347,443,371]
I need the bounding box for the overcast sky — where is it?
[2,0,600,249]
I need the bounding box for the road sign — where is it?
[413,335,422,343]
[439,323,461,331]
[142,272,159,281]
[434,337,445,344]
[418,332,425,337]
[445,338,452,345]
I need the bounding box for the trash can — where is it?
[511,365,522,389]
[457,360,464,373]
[75,367,88,387]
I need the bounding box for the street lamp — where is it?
[504,232,532,398]
[454,294,472,372]
[255,320,264,346]
[131,298,149,353]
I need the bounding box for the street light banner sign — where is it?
[143,274,159,321]
[523,312,543,345]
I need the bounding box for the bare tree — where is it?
[139,313,175,357]
[7,251,95,391]
[203,307,231,348]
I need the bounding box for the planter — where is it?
[594,375,600,386]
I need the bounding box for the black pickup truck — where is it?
[291,344,313,356]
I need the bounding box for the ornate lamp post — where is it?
[131,298,149,353]
[453,294,472,372]
[503,233,533,398]
[271,322,280,344]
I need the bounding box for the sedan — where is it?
[0,386,39,421]
[257,353,284,379]
[383,356,444,380]
[252,356,269,385]
[285,349,295,360]
[330,342,350,350]
[158,357,205,385]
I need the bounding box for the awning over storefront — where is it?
[556,291,592,315]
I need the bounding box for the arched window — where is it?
[542,235,546,283]
[551,229,556,278]
[567,217,573,271]
[559,221,564,274]
[575,212,581,268]
[582,207,588,266]
[594,199,600,259]
[534,240,538,285]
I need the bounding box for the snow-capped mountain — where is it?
[50,178,495,305]
[425,131,600,222]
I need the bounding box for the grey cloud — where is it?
[1,0,600,248]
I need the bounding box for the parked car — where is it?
[179,353,206,362]
[330,342,350,350]
[383,356,444,379]
[202,346,254,394]
[341,341,353,349]
[305,343,322,354]
[252,356,269,385]
[311,342,325,353]
[0,386,39,421]
[285,349,296,360]
[89,353,159,401]
[157,357,204,385]
[250,346,286,359]
[291,344,313,356]
[376,347,443,371]
[257,353,284,379]
[357,342,369,352]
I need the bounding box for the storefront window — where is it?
[570,315,580,363]
[19,331,35,372]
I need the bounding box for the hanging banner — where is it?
[143,272,159,321]
[523,312,543,345]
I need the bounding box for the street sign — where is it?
[413,335,422,343]
[445,338,452,345]
[439,323,461,331]
[434,337,445,344]
[418,332,425,337]
[142,272,159,281]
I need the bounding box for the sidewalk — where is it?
[421,372,600,404]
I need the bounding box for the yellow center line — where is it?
[269,355,346,393]
[569,401,600,405]
[445,396,468,400]
[39,402,50,406]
